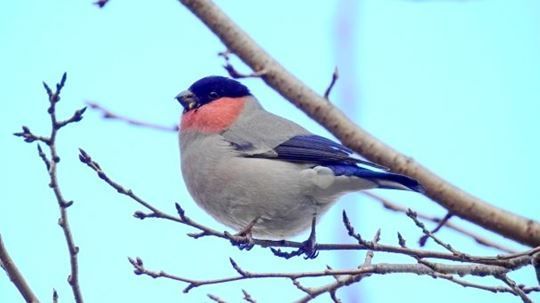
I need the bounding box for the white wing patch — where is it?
[300,166,336,190]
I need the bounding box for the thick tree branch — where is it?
[0,234,39,303]
[177,0,540,247]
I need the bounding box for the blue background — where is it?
[1,0,539,302]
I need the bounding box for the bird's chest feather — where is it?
[181,97,247,133]
[179,133,238,207]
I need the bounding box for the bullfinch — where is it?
[176,76,423,240]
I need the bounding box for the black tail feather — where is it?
[371,172,425,193]
[326,164,424,193]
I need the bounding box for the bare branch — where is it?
[86,102,178,132]
[497,274,533,303]
[177,0,540,247]
[431,272,535,296]
[13,126,50,144]
[242,289,256,303]
[324,67,339,99]
[533,252,540,284]
[295,230,381,302]
[81,153,540,270]
[406,209,463,256]
[397,232,407,248]
[0,234,40,303]
[16,73,84,303]
[218,50,267,79]
[329,291,341,303]
[364,192,518,254]
[128,255,528,300]
[418,212,453,246]
[208,294,227,303]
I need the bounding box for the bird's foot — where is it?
[271,216,319,260]
[225,217,260,251]
[226,232,254,251]
[300,217,319,259]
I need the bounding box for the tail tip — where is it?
[409,182,426,194]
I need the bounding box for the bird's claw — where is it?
[299,216,319,259]
[225,217,260,251]
[271,216,319,259]
[300,225,319,259]
[226,231,255,251]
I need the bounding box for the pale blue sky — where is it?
[1,1,539,302]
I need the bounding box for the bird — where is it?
[176,76,423,241]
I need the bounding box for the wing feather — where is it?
[249,135,388,170]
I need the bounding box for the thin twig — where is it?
[128,256,518,296]
[418,212,453,246]
[242,289,256,303]
[218,50,267,79]
[431,272,535,296]
[363,192,518,253]
[324,67,339,99]
[15,73,85,303]
[295,229,381,303]
[406,209,464,256]
[129,254,539,302]
[533,252,540,285]
[86,101,178,132]
[497,274,533,303]
[0,234,40,303]
[208,294,227,303]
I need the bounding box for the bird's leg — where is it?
[270,216,319,259]
[299,216,319,259]
[225,216,260,251]
[236,216,259,238]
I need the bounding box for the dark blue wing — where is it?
[246,135,423,193]
[256,135,388,170]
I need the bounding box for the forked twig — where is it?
[14,73,85,303]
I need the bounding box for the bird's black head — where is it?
[176,76,251,112]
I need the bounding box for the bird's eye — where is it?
[209,91,220,99]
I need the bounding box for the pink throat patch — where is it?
[180,97,247,133]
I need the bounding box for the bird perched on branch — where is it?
[176,76,423,241]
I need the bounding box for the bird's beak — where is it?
[176,90,199,112]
